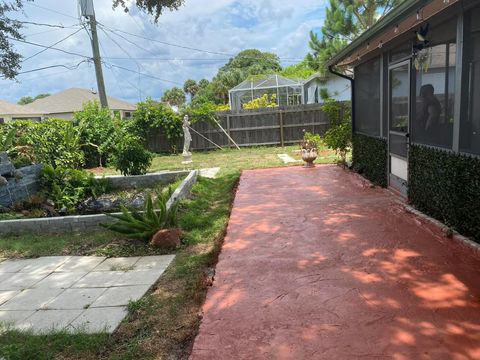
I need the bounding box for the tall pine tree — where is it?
[307,0,403,71]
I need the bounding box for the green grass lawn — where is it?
[94,144,340,177]
[0,145,339,359]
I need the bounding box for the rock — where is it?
[130,194,146,209]
[13,170,24,180]
[46,199,55,207]
[59,207,68,216]
[0,176,7,186]
[150,228,182,249]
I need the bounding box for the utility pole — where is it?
[80,0,108,108]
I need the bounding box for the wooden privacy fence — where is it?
[146,104,335,152]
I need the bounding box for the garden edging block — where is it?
[0,170,199,235]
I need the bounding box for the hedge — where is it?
[352,133,388,187]
[409,144,480,243]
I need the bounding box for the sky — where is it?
[1,0,327,104]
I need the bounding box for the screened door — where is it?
[389,61,410,191]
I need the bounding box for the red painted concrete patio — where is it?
[191,165,480,360]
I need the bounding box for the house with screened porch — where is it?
[328,0,480,242]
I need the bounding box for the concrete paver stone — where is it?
[69,307,127,334]
[0,288,63,311]
[44,288,107,310]
[33,272,88,289]
[55,256,106,272]
[91,285,151,307]
[0,272,49,290]
[17,310,83,332]
[93,257,141,271]
[0,259,36,273]
[0,310,35,326]
[134,255,175,270]
[0,291,21,306]
[19,256,70,273]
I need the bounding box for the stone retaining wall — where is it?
[0,164,43,208]
[101,170,190,190]
[0,170,199,235]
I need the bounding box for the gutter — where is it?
[328,65,355,134]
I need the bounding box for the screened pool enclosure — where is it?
[229,75,304,111]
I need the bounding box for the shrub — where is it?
[302,131,322,150]
[29,119,84,169]
[409,145,480,242]
[74,101,118,168]
[110,132,153,176]
[131,99,182,152]
[322,99,352,164]
[243,94,278,110]
[0,121,36,166]
[102,191,179,241]
[41,165,108,212]
[352,133,388,187]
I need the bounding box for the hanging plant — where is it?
[414,47,433,72]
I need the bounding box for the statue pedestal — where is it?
[182,153,193,165]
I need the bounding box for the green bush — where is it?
[110,132,153,176]
[74,101,118,168]
[30,119,84,169]
[102,190,178,241]
[41,165,109,213]
[0,121,37,166]
[322,99,352,164]
[302,132,322,150]
[130,99,182,153]
[409,145,480,242]
[352,133,388,187]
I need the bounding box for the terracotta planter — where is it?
[301,149,317,168]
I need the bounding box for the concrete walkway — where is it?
[0,255,174,334]
[191,165,480,360]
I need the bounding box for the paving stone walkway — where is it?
[0,255,174,334]
[199,167,220,179]
[277,153,300,164]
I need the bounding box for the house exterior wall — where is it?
[344,3,480,243]
[304,77,351,104]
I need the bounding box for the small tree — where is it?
[161,87,186,107]
[322,99,352,165]
[130,98,182,153]
[183,79,199,101]
[73,101,117,168]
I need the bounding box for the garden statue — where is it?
[182,114,193,164]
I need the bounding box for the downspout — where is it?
[328,65,355,132]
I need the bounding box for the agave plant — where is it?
[101,189,179,241]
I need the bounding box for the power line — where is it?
[18,60,89,75]
[22,27,84,62]
[25,2,78,20]
[99,23,304,62]
[104,63,182,86]
[16,20,80,29]
[99,27,146,99]
[8,37,91,59]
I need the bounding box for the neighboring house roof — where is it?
[23,88,136,114]
[0,99,42,116]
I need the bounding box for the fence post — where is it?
[226,115,232,148]
[279,110,285,147]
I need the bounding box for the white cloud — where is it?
[0,0,327,104]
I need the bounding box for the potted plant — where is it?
[300,132,320,168]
